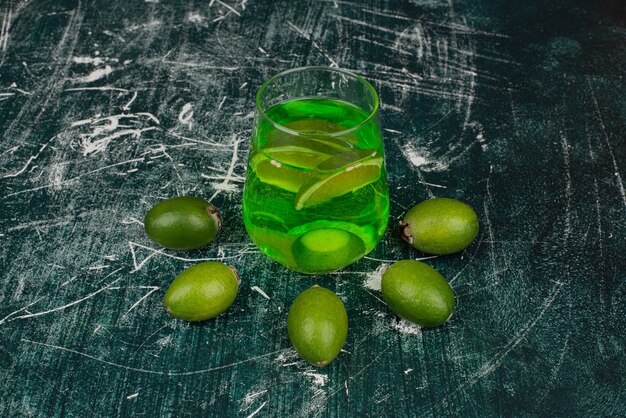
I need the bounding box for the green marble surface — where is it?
[0,0,624,416]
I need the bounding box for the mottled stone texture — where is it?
[0,0,624,416]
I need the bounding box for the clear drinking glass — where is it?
[242,67,389,274]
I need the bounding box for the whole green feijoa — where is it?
[164,262,240,321]
[288,285,348,367]
[381,260,455,327]
[399,197,478,255]
[144,196,221,250]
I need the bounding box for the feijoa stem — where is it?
[206,204,222,228]
[399,221,413,244]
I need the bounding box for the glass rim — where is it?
[255,66,380,138]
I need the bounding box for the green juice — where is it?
[242,98,389,274]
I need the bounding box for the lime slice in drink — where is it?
[263,146,329,169]
[295,156,383,210]
[262,134,351,169]
[251,153,312,193]
[249,211,289,233]
[291,228,366,273]
[316,148,379,171]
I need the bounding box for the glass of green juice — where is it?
[242,67,390,274]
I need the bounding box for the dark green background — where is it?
[1,0,624,416]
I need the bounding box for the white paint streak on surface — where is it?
[160,58,239,71]
[240,389,268,411]
[13,276,25,300]
[470,282,564,382]
[121,217,143,226]
[363,264,387,291]
[286,21,338,67]
[22,339,288,376]
[0,7,12,51]
[74,65,113,83]
[560,132,573,239]
[401,142,449,172]
[187,11,204,25]
[128,241,258,272]
[303,371,328,387]
[392,318,422,335]
[216,0,241,17]
[8,272,124,322]
[127,19,161,32]
[81,128,156,156]
[0,296,47,325]
[210,135,243,199]
[406,150,429,167]
[126,286,160,313]
[64,86,129,92]
[250,286,270,300]
[49,161,65,190]
[178,103,194,128]
[72,56,105,65]
[218,96,227,110]
[122,91,138,110]
[102,30,125,42]
[71,113,159,156]
[2,136,57,178]
[245,401,267,418]
[4,157,146,198]
[5,215,78,234]
[3,156,37,177]
[588,79,626,212]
